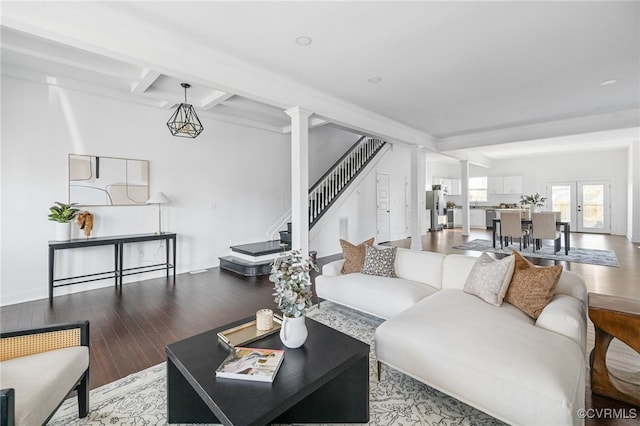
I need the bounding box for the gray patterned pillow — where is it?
[362,245,397,277]
[463,252,515,306]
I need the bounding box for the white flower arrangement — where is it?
[269,250,318,318]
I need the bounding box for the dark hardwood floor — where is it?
[1,229,638,425]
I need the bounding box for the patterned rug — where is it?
[452,238,619,267]
[49,302,505,426]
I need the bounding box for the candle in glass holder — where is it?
[256,308,274,331]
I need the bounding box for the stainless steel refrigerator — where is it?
[426,186,446,231]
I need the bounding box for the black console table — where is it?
[48,232,176,304]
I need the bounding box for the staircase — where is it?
[219,136,387,276]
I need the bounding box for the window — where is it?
[469,177,487,202]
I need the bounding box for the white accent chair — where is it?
[532,211,562,254]
[499,211,528,250]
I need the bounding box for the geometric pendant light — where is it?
[166,83,204,138]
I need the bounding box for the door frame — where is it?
[546,179,611,234]
[376,173,391,243]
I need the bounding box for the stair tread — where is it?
[230,240,288,256]
[219,255,273,266]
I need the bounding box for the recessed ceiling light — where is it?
[600,79,618,86]
[295,36,312,46]
[368,77,382,84]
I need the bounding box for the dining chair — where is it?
[499,211,528,250]
[531,212,562,254]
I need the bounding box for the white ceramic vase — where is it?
[279,314,308,349]
[55,222,71,241]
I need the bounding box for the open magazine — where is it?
[215,347,285,382]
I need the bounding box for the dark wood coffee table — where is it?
[166,316,370,425]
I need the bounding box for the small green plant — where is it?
[269,250,318,318]
[48,202,80,223]
[520,193,547,208]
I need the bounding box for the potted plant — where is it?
[269,250,318,348]
[48,202,80,241]
[520,193,547,209]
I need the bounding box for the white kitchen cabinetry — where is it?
[469,209,485,228]
[488,176,523,195]
[449,179,462,195]
[503,176,523,194]
[433,177,461,195]
[453,209,462,227]
[487,177,504,195]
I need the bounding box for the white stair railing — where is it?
[309,136,386,227]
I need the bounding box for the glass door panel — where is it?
[550,184,572,223]
[547,180,610,234]
[578,182,609,233]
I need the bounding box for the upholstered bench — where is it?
[0,321,90,426]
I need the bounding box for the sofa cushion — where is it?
[441,254,478,290]
[339,237,374,274]
[505,251,562,319]
[536,294,587,350]
[362,245,397,277]
[463,252,515,306]
[376,290,585,426]
[394,249,446,288]
[315,273,438,319]
[0,346,89,425]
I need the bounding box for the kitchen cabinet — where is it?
[487,177,504,195]
[449,179,462,195]
[453,209,462,227]
[434,177,461,195]
[503,176,523,194]
[469,209,485,228]
[487,176,523,195]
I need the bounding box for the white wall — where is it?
[308,126,360,184]
[428,148,630,235]
[1,76,291,306]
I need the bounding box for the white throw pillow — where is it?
[463,252,515,306]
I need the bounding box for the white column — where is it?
[461,160,470,236]
[284,107,313,257]
[629,142,640,243]
[410,146,426,250]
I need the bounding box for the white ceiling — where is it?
[1,1,639,161]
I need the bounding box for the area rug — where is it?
[49,302,505,426]
[452,238,619,267]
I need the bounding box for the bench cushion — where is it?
[0,346,89,425]
[316,273,439,319]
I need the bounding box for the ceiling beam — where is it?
[1,2,437,149]
[437,108,640,151]
[201,90,234,110]
[131,69,161,95]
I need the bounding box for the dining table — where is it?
[492,218,571,255]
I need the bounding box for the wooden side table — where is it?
[588,293,640,406]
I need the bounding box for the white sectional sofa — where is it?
[315,248,587,426]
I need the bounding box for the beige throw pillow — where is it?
[463,252,515,306]
[339,237,375,274]
[504,251,562,319]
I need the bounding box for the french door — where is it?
[546,180,611,233]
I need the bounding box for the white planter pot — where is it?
[55,222,71,241]
[279,315,308,349]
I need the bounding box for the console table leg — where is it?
[173,236,177,282]
[49,247,55,305]
[114,243,119,288]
